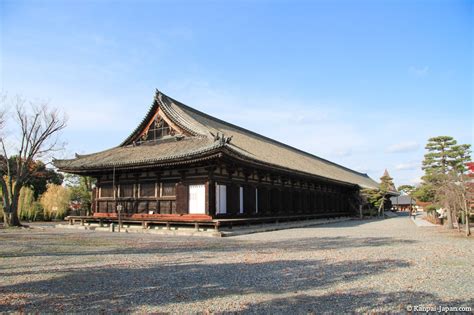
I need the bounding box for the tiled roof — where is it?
[55,137,222,171]
[390,195,415,205]
[54,90,379,189]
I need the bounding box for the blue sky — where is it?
[1,0,472,186]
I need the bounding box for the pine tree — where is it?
[422,136,457,177]
[450,144,471,174]
[419,136,471,229]
[379,169,395,211]
[397,185,415,195]
[380,169,396,193]
[361,170,396,213]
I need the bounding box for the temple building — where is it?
[54,90,379,226]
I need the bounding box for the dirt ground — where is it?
[1,217,473,313]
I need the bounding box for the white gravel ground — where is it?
[0,216,473,313]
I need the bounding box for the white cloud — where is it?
[410,177,422,185]
[332,148,352,157]
[386,141,419,153]
[395,162,419,171]
[409,65,429,77]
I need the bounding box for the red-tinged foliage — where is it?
[466,162,474,210]
[467,162,474,176]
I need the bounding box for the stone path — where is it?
[0,217,472,313]
[411,212,438,227]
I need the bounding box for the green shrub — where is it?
[426,205,438,213]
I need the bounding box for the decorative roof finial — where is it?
[210,131,232,144]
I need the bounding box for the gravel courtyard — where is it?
[1,216,473,313]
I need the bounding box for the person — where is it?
[408,207,415,219]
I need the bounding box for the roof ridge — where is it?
[222,143,375,188]
[158,90,372,179]
[156,92,207,137]
[119,97,158,146]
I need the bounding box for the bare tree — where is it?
[0,96,67,227]
[436,175,456,229]
[438,170,471,236]
[455,168,472,236]
[467,163,474,236]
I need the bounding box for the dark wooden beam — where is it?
[225,164,236,179]
[243,168,253,182]
[178,170,187,181]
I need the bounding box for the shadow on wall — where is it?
[1,259,411,312]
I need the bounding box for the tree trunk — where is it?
[3,205,21,227]
[378,197,384,218]
[3,211,21,227]
[3,189,22,227]
[445,206,454,229]
[466,211,471,236]
[461,195,471,237]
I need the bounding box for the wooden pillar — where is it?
[176,170,188,214]
[280,177,287,215]
[332,191,336,213]
[293,181,300,214]
[288,180,294,214]
[312,185,317,213]
[321,186,327,212]
[337,192,344,212]
[91,187,97,214]
[206,167,216,217]
[133,173,139,214]
[303,183,309,214]
[244,183,256,215]
[94,177,100,213]
[228,183,239,215]
[301,182,307,214]
[155,171,162,215]
[256,172,264,216]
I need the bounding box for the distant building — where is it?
[415,201,433,211]
[390,195,415,211]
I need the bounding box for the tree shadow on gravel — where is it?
[0,258,411,313]
[262,236,417,251]
[0,234,418,259]
[313,216,408,228]
[238,291,474,314]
